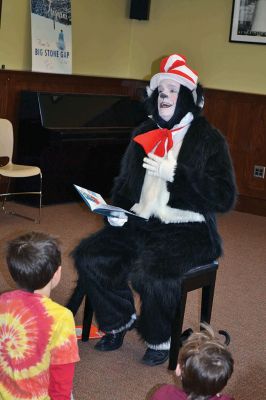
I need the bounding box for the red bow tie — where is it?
[134,127,182,157]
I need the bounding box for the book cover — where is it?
[74,184,145,219]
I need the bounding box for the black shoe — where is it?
[141,348,169,366]
[94,330,127,352]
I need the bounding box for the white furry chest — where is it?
[131,174,170,219]
[131,125,205,224]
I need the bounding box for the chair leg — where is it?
[2,197,41,222]
[0,174,42,223]
[66,284,85,315]
[66,284,93,342]
[82,295,93,342]
[168,291,187,370]
[1,178,11,212]
[37,172,42,224]
[200,270,217,324]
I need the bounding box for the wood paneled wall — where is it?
[204,89,266,216]
[1,70,266,216]
[0,70,145,132]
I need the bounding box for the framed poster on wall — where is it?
[229,0,266,44]
[30,0,72,73]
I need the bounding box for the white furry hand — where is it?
[107,211,128,227]
[142,150,177,182]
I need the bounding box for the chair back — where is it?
[0,118,14,160]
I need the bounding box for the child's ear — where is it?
[176,363,182,377]
[51,265,62,289]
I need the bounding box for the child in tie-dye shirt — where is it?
[0,232,80,400]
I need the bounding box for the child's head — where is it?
[177,324,234,400]
[6,231,61,292]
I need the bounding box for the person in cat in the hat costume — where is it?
[68,54,236,366]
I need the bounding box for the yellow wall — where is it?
[129,0,266,95]
[0,0,265,94]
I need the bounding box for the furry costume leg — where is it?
[70,225,137,332]
[133,275,181,347]
[69,218,221,344]
[129,219,221,346]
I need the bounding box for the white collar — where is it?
[148,111,194,130]
[164,112,194,130]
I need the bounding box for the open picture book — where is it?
[74,184,146,219]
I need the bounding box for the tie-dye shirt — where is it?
[0,290,80,400]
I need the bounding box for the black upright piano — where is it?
[16,91,147,205]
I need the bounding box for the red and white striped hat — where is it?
[149,54,198,93]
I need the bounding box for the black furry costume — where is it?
[70,85,236,348]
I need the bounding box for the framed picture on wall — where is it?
[229,0,266,44]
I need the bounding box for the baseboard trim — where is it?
[235,195,266,217]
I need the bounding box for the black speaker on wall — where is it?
[130,0,151,20]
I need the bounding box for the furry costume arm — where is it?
[168,121,236,214]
